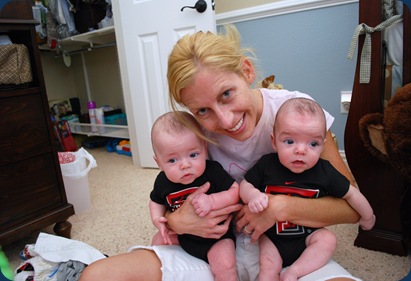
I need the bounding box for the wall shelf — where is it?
[39,26,115,53]
[69,122,129,139]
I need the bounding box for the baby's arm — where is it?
[149,200,173,244]
[192,181,240,217]
[343,185,376,230]
[240,179,269,213]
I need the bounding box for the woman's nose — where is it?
[214,107,233,128]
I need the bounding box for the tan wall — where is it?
[42,45,125,113]
[215,0,280,13]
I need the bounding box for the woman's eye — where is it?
[222,90,231,99]
[197,108,208,116]
[285,139,294,145]
[190,152,199,158]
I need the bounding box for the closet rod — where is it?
[54,42,116,57]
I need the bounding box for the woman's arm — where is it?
[322,130,357,186]
[236,130,360,241]
[166,182,243,238]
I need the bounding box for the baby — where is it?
[149,111,240,281]
[240,98,375,281]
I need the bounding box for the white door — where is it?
[112,0,216,167]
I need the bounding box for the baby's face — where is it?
[272,112,325,174]
[154,130,207,185]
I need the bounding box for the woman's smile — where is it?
[227,115,244,132]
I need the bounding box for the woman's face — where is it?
[180,60,262,141]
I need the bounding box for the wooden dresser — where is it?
[344,0,410,256]
[0,0,74,245]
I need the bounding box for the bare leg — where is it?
[79,249,162,281]
[151,231,166,245]
[281,228,337,281]
[258,234,282,281]
[207,239,237,281]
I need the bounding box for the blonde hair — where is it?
[167,24,255,111]
[151,111,205,153]
[167,25,255,143]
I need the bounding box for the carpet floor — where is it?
[3,147,410,280]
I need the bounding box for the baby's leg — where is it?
[281,228,337,281]
[207,238,237,281]
[258,234,282,281]
[151,231,179,245]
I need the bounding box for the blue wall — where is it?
[219,2,359,150]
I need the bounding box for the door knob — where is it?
[181,0,207,13]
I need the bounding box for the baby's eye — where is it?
[309,142,319,148]
[168,158,177,164]
[189,152,199,158]
[284,139,294,145]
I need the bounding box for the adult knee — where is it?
[79,262,107,281]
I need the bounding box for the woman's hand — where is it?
[166,182,243,239]
[236,194,291,239]
[235,196,281,242]
[152,217,174,245]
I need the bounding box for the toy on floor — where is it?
[0,247,13,281]
[105,138,132,156]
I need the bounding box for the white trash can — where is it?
[59,148,97,214]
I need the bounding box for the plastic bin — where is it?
[59,148,97,214]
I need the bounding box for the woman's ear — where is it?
[241,58,255,84]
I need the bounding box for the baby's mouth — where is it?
[228,115,244,132]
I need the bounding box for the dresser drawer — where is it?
[0,94,52,165]
[0,153,64,228]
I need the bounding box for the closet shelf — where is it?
[39,26,116,53]
[69,122,129,139]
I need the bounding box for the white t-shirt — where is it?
[206,88,334,183]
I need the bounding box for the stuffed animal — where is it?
[358,82,411,180]
[256,75,283,90]
[359,82,411,267]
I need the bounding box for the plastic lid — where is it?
[87,101,96,109]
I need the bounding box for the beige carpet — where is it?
[3,147,410,280]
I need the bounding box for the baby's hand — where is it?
[360,214,376,230]
[191,193,212,217]
[248,193,268,213]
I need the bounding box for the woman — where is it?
[79,25,360,281]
